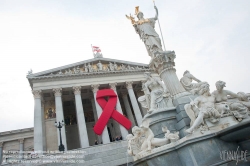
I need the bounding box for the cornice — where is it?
[0,127,34,136]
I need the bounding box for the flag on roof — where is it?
[92,46,101,52]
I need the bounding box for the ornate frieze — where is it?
[73,86,81,95]
[53,88,62,97]
[32,90,42,99]
[126,82,133,89]
[91,84,100,93]
[39,61,149,77]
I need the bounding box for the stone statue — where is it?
[108,62,114,71]
[104,66,110,72]
[94,52,103,58]
[180,70,206,94]
[84,64,88,72]
[126,6,162,58]
[73,67,78,74]
[127,65,131,70]
[114,62,118,71]
[96,61,103,71]
[138,72,173,114]
[237,92,250,108]
[57,70,63,75]
[27,69,33,75]
[185,83,221,134]
[88,63,93,72]
[75,66,80,74]
[68,69,72,74]
[136,66,141,70]
[120,64,126,70]
[127,118,179,160]
[212,81,249,121]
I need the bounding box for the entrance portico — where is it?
[28,57,160,151]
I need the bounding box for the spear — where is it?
[153,0,166,51]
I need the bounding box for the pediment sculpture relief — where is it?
[41,61,149,77]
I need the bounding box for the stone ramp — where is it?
[2,141,133,166]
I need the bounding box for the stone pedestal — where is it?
[143,107,177,138]
[132,119,250,166]
[149,51,190,99]
[133,135,250,166]
[173,95,197,138]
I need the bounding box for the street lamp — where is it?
[54,120,65,152]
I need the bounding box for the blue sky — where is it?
[0,0,250,132]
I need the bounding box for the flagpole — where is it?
[91,44,95,57]
[153,0,166,51]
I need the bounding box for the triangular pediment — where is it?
[27,57,150,79]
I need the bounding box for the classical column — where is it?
[134,89,147,116]
[90,98,102,143]
[109,83,129,139]
[41,100,46,151]
[149,51,190,99]
[91,84,110,144]
[53,88,68,151]
[18,139,24,160]
[32,90,44,153]
[73,86,89,148]
[121,92,136,127]
[0,142,3,164]
[126,82,143,125]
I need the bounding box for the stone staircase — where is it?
[2,141,133,166]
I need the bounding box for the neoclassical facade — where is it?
[27,56,159,152]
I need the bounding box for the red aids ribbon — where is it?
[93,89,132,135]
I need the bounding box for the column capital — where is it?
[126,81,133,89]
[0,142,3,148]
[91,84,100,93]
[53,88,62,97]
[109,83,117,91]
[32,90,42,99]
[73,86,81,95]
[18,138,24,144]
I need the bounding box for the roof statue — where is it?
[126,6,162,58]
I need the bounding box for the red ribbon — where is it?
[93,89,132,135]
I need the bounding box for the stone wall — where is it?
[65,124,80,150]
[45,118,58,151]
